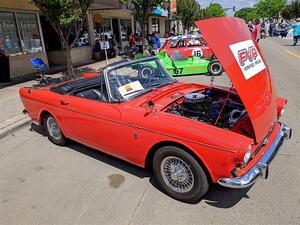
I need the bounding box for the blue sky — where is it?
[197,0,259,16]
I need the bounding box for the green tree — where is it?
[234,7,259,21]
[122,0,163,52]
[206,3,226,17]
[174,0,202,31]
[29,0,93,79]
[282,0,300,19]
[198,7,213,19]
[254,0,287,18]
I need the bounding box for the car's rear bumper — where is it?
[218,123,292,189]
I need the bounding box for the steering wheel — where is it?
[138,65,154,78]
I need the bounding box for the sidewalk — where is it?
[0,57,123,138]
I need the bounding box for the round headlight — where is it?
[243,145,252,164]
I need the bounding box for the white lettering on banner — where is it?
[229,40,266,80]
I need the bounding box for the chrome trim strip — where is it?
[218,123,292,188]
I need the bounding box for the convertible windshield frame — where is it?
[103,57,176,102]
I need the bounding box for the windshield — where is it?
[106,58,175,101]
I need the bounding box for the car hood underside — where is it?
[195,17,277,142]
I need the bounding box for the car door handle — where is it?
[60,99,69,105]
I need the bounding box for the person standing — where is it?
[269,19,275,37]
[248,21,254,32]
[111,35,119,57]
[291,18,300,46]
[252,19,261,43]
[171,25,176,36]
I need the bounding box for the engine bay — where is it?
[165,88,254,137]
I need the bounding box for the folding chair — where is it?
[31,58,49,84]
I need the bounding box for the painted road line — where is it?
[286,50,300,59]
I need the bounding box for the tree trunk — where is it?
[141,18,147,54]
[64,45,75,80]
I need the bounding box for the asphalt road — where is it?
[1,37,299,225]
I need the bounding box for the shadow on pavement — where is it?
[30,123,149,179]
[149,176,251,207]
[30,123,251,208]
[202,184,251,208]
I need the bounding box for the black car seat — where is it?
[76,89,103,101]
[169,51,188,69]
[170,51,188,61]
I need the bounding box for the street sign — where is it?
[100,41,110,50]
[100,41,110,65]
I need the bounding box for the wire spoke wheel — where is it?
[160,156,194,193]
[46,117,62,140]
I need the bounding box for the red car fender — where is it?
[182,141,239,182]
[37,108,67,134]
[20,87,70,137]
[137,133,238,183]
[145,139,218,182]
[276,97,287,118]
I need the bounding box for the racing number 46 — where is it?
[174,68,183,75]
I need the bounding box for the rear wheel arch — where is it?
[41,111,67,146]
[39,110,51,126]
[39,110,66,135]
[145,141,213,184]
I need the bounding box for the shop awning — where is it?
[152,7,168,17]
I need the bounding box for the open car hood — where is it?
[195,17,277,142]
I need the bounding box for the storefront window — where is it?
[94,17,112,41]
[0,12,44,56]
[72,19,89,47]
[152,18,160,33]
[102,18,112,38]
[0,12,22,56]
[16,13,43,54]
[120,19,132,41]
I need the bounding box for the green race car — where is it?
[156,50,223,77]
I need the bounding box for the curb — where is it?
[0,117,31,139]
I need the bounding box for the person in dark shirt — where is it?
[150,32,161,49]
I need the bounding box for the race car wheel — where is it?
[138,65,154,78]
[44,114,67,146]
[153,146,209,203]
[208,60,223,76]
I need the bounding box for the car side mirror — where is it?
[147,100,154,108]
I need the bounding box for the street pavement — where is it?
[0,38,299,225]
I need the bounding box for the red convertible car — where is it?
[160,34,214,59]
[20,18,291,203]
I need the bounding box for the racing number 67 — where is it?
[174,68,183,75]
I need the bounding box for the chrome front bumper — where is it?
[218,123,292,189]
